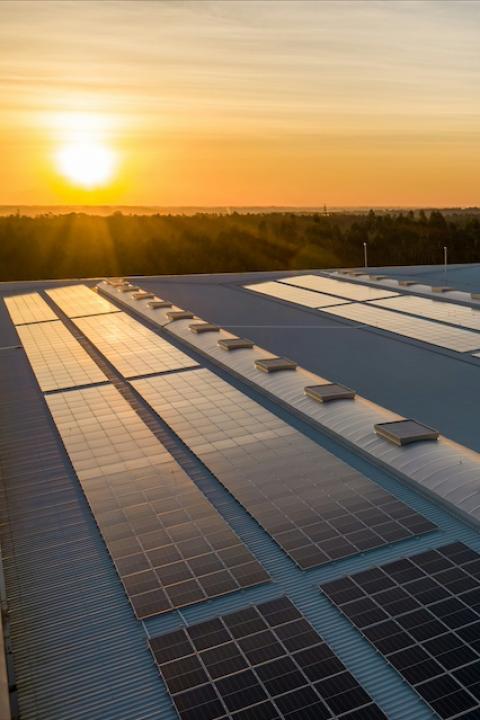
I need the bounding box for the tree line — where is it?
[1,210,480,281]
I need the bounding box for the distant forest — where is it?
[1,210,480,281]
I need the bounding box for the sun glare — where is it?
[56,142,116,188]
[52,112,118,189]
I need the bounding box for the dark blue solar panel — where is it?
[321,542,480,719]
[149,596,387,719]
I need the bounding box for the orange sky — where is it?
[2,0,480,207]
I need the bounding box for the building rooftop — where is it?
[2,263,480,720]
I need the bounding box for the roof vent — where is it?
[119,284,139,293]
[431,286,453,293]
[305,383,356,403]
[147,299,172,309]
[255,357,297,373]
[218,338,254,351]
[374,419,439,446]
[166,310,194,321]
[189,322,219,334]
[132,291,154,300]
[398,280,416,286]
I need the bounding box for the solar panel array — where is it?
[46,384,268,618]
[16,320,107,391]
[149,596,387,720]
[244,281,348,309]
[373,295,480,333]
[46,284,121,317]
[132,369,435,570]
[73,311,198,377]
[321,542,480,719]
[280,275,398,302]
[4,292,58,325]
[321,303,480,352]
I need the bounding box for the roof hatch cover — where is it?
[255,357,297,373]
[217,338,254,351]
[374,419,439,446]
[305,383,356,403]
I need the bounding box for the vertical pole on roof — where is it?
[363,242,368,269]
[444,246,448,274]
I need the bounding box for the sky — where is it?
[2,0,480,207]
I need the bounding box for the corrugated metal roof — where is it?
[3,268,480,720]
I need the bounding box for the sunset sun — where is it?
[55,141,116,188]
[52,112,118,189]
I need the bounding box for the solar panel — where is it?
[132,369,435,570]
[321,542,480,719]
[322,303,480,353]
[280,275,399,302]
[149,596,387,720]
[73,311,198,378]
[4,292,58,325]
[373,295,480,333]
[46,384,269,618]
[244,280,349,309]
[46,284,121,317]
[16,320,107,391]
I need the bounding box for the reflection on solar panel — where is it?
[132,369,435,570]
[4,292,58,325]
[321,543,480,719]
[322,303,480,352]
[149,596,387,720]
[281,275,398,302]
[244,280,349,309]
[17,320,107,391]
[46,384,268,618]
[73,312,198,377]
[374,295,480,332]
[46,284,121,317]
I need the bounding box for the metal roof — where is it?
[2,264,480,720]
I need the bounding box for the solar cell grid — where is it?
[322,303,480,352]
[46,284,121,317]
[321,542,480,719]
[373,295,480,333]
[4,292,58,325]
[244,280,349,309]
[280,275,398,302]
[46,384,269,618]
[17,320,107,391]
[132,369,435,570]
[149,597,387,720]
[73,311,198,377]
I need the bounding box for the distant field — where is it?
[1,210,479,281]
